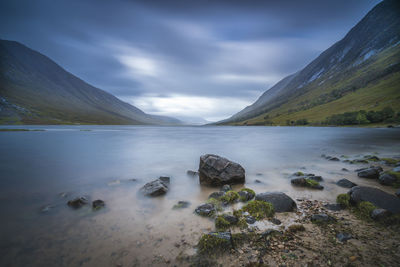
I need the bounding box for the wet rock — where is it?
[308,175,323,182]
[92,199,105,210]
[364,155,380,161]
[336,178,357,188]
[371,208,392,220]
[194,203,216,217]
[341,168,349,172]
[222,214,239,224]
[290,177,324,190]
[198,154,245,186]
[324,203,344,211]
[379,173,397,185]
[186,170,198,176]
[349,186,400,214]
[238,190,255,202]
[357,167,382,179]
[270,218,282,225]
[67,197,88,208]
[254,179,262,183]
[336,233,352,242]
[246,216,256,224]
[221,184,232,192]
[208,191,225,199]
[173,201,190,209]
[140,177,170,196]
[329,157,340,161]
[255,192,297,212]
[396,189,400,198]
[311,213,336,224]
[197,232,233,254]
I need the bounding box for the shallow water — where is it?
[0,125,399,266]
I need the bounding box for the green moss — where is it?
[220,190,240,204]
[305,178,320,187]
[293,171,304,176]
[381,158,399,165]
[357,201,377,219]
[237,217,248,229]
[241,200,274,220]
[215,216,231,231]
[231,233,248,246]
[206,198,223,211]
[233,209,242,218]
[197,233,232,255]
[336,194,350,208]
[239,188,256,201]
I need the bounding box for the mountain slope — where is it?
[0,40,181,125]
[220,0,400,126]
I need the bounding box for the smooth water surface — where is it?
[0,125,399,266]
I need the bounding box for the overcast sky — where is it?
[0,0,381,122]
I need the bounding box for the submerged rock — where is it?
[173,201,190,209]
[357,167,382,179]
[140,177,170,196]
[336,178,357,188]
[92,199,105,210]
[324,203,344,211]
[198,154,245,186]
[255,192,297,212]
[186,170,198,176]
[349,186,400,214]
[194,203,216,217]
[291,177,324,190]
[329,157,340,161]
[67,197,88,208]
[341,168,349,172]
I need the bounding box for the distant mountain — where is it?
[219,0,400,126]
[0,40,181,125]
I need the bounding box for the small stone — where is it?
[186,170,198,176]
[254,179,262,183]
[370,208,391,220]
[221,184,232,192]
[67,197,88,208]
[92,199,105,210]
[349,256,357,262]
[336,233,352,242]
[270,218,282,225]
[246,216,256,224]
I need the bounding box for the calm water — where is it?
[0,125,399,266]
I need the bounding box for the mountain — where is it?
[0,40,181,125]
[219,0,400,126]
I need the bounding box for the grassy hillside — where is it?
[225,44,400,126]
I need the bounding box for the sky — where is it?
[0,0,381,122]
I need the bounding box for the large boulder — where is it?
[379,173,397,186]
[140,177,170,196]
[357,167,382,179]
[198,154,245,186]
[255,192,297,212]
[349,186,400,214]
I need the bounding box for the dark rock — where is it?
[255,192,297,212]
[396,189,400,198]
[254,179,262,183]
[238,190,255,202]
[371,209,392,220]
[187,170,198,176]
[311,213,336,224]
[379,173,397,185]
[92,199,105,210]
[67,197,88,208]
[246,216,256,224]
[173,201,190,209]
[208,191,225,199]
[308,175,323,182]
[351,159,369,164]
[194,203,216,217]
[290,177,323,190]
[357,167,382,179]
[256,173,263,176]
[349,186,400,214]
[329,157,340,161]
[341,168,349,172]
[198,154,245,186]
[336,233,352,242]
[336,179,357,188]
[324,203,344,211]
[270,218,282,225]
[221,184,232,192]
[364,155,380,161]
[222,214,239,224]
[140,177,170,196]
[355,167,368,172]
